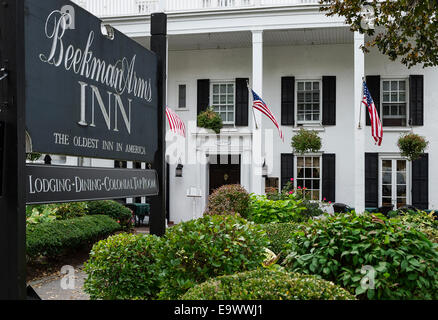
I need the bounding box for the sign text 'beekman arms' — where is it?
[25,0,158,162]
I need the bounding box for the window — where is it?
[381,79,407,126]
[178,84,186,109]
[380,158,410,209]
[211,82,235,125]
[296,156,321,200]
[296,80,321,123]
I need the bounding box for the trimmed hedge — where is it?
[261,223,299,262]
[84,233,162,300]
[87,200,133,228]
[181,269,355,300]
[27,215,120,258]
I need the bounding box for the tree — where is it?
[320,0,438,68]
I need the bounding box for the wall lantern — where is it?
[262,160,268,178]
[176,163,184,177]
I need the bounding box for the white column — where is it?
[354,32,365,213]
[251,30,264,195]
[158,0,167,12]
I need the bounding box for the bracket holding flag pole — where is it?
[358,76,365,129]
[246,80,259,130]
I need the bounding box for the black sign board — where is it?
[25,0,158,162]
[26,164,159,204]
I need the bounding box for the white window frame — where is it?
[210,80,236,125]
[380,78,409,127]
[294,154,322,201]
[295,79,323,125]
[378,155,411,208]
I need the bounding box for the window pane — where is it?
[397,160,406,172]
[313,179,320,190]
[313,82,319,90]
[383,81,390,91]
[213,95,219,104]
[382,160,392,171]
[305,157,312,167]
[382,198,393,207]
[298,93,304,103]
[297,180,304,188]
[391,92,398,101]
[305,180,312,189]
[383,93,390,102]
[213,85,219,94]
[297,168,304,178]
[399,92,406,102]
[397,173,406,185]
[383,172,392,184]
[227,84,234,93]
[313,157,320,167]
[227,113,234,122]
[399,81,406,91]
[297,157,304,167]
[397,198,406,208]
[220,85,226,93]
[391,81,398,90]
[305,82,311,90]
[305,168,312,178]
[298,82,304,91]
[382,185,392,197]
[397,185,406,197]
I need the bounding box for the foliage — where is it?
[26,152,42,162]
[87,200,133,229]
[27,215,120,259]
[320,0,438,68]
[84,233,162,300]
[156,215,269,299]
[26,205,58,225]
[397,133,429,162]
[55,202,89,220]
[283,212,438,300]
[181,269,355,300]
[197,107,223,134]
[248,194,307,224]
[261,223,300,263]
[398,211,438,243]
[291,128,321,155]
[205,184,251,218]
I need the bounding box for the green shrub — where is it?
[398,211,438,243]
[248,194,307,224]
[397,133,428,161]
[181,269,355,300]
[157,215,269,299]
[283,212,438,300]
[197,107,223,134]
[26,205,58,225]
[55,202,89,220]
[84,233,162,300]
[261,223,299,262]
[27,215,120,258]
[87,200,133,228]
[205,184,250,218]
[291,128,322,154]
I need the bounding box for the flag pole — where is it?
[358,77,365,129]
[247,80,259,130]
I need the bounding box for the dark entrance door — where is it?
[209,155,241,195]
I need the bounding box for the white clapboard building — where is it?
[59,0,436,223]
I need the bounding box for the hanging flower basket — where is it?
[291,128,322,154]
[197,107,223,134]
[397,133,429,161]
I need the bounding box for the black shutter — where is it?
[235,78,249,126]
[322,154,336,202]
[322,76,336,125]
[197,79,210,115]
[281,154,294,190]
[412,153,428,210]
[409,75,424,126]
[365,153,379,208]
[366,76,380,126]
[281,77,295,126]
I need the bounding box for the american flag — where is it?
[362,82,383,146]
[251,89,284,141]
[166,106,186,137]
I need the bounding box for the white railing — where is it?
[72,0,320,17]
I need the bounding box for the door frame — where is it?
[378,154,411,208]
[207,154,242,195]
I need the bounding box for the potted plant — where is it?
[197,107,223,134]
[291,128,322,154]
[397,132,429,161]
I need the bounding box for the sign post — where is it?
[150,13,167,237]
[0,0,27,300]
